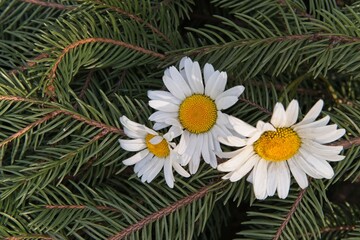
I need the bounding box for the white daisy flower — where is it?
[119,116,190,188]
[217,99,346,199]
[148,57,245,174]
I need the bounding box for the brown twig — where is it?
[9,53,49,75]
[108,185,210,240]
[0,95,40,103]
[330,137,360,150]
[49,37,165,80]
[0,111,62,148]
[45,204,119,212]
[20,0,75,10]
[73,70,94,110]
[61,110,123,135]
[320,225,356,234]
[189,34,360,57]
[239,97,272,115]
[47,37,165,96]
[94,0,171,44]
[5,236,53,240]
[273,188,307,240]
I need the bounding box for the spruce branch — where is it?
[0,95,123,135]
[93,0,171,44]
[61,110,124,135]
[45,204,119,212]
[331,137,360,149]
[320,225,356,234]
[20,0,76,10]
[8,53,49,75]
[108,185,210,240]
[239,97,272,115]
[0,110,62,148]
[0,95,43,104]
[48,37,165,95]
[273,188,307,240]
[5,235,53,240]
[187,33,360,56]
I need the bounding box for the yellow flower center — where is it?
[253,127,301,162]
[178,94,217,134]
[145,134,170,158]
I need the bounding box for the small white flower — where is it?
[148,57,245,174]
[217,99,346,199]
[119,116,190,188]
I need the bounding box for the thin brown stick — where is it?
[5,235,53,240]
[78,70,94,100]
[61,110,124,135]
[20,0,75,10]
[50,37,164,79]
[108,185,210,240]
[330,137,360,150]
[94,0,171,44]
[239,97,272,115]
[0,95,123,134]
[9,53,49,75]
[0,111,62,148]
[272,188,307,240]
[45,204,119,212]
[320,225,356,233]
[189,34,360,57]
[0,95,40,103]
[47,37,165,96]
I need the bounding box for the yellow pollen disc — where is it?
[253,127,301,162]
[145,134,170,158]
[178,94,217,134]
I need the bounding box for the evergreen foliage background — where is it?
[0,0,360,239]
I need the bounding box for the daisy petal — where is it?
[145,158,164,183]
[276,161,291,199]
[185,59,204,94]
[134,152,153,173]
[163,126,183,141]
[288,158,308,189]
[172,160,190,177]
[149,111,178,123]
[203,63,215,84]
[266,162,277,196]
[149,135,163,145]
[123,149,150,165]
[178,130,190,155]
[229,116,257,137]
[294,154,322,179]
[300,99,324,124]
[164,160,174,188]
[299,149,334,179]
[189,135,204,174]
[202,133,211,164]
[163,72,191,100]
[218,136,246,147]
[216,96,239,110]
[149,100,179,112]
[148,90,181,105]
[293,116,330,130]
[216,85,245,101]
[285,100,299,126]
[253,159,268,200]
[205,71,227,99]
[229,155,259,182]
[271,103,287,127]
[119,139,146,152]
[153,122,169,130]
[217,146,254,172]
[313,128,346,144]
